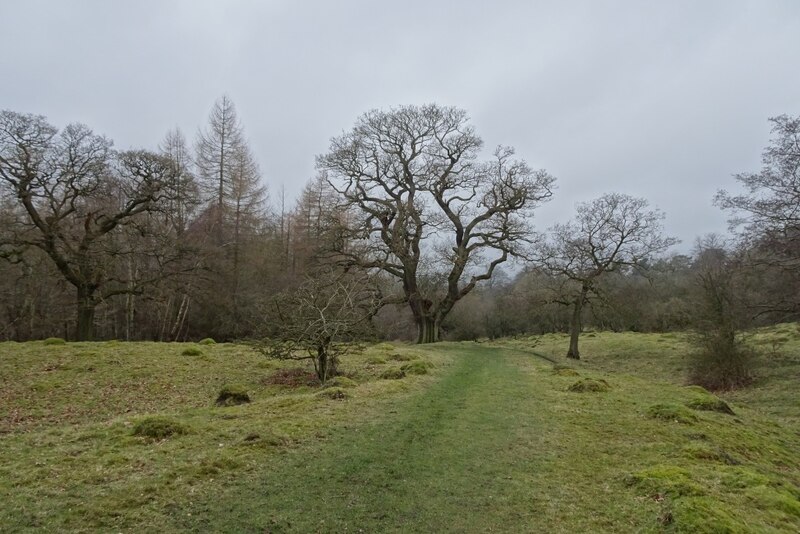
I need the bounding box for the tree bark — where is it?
[567,284,589,359]
[416,315,440,344]
[76,287,97,341]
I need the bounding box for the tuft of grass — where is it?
[389,352,418,362]
[43,337,66,346]
[315,387,350,400]
[552,367,580,377]
[132,416,188,440]
[215,385,250,407]
[401,360,434,375]
[181,347,203,356]
[682,443,739,465]
[567,378,610,392]
[365,356,387,365]
[686,395,735,415]
[380,367,406,380]
[646,403,698,424]
[263,368,320,387]
[324,376,358,389]
[198,338,217,345]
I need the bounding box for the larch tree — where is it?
[536,193,677,359]
[318,104,555,343]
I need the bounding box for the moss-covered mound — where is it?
[552,367,580,377]
[624,465,705,497]
[132,416,188,440]
[215,385,251,406]
[43,337,66,346]
[682,443,739,465]
[324,376,358,388]
[685,395,735,415]
[263,368,321,387]
[647,403,698,424]
[401,360,434,375]
[198,338,216,345]
[380,367,406,380]
[182,347,203,356]
[567,378,610,392]
[315,387,349,400]
[365,356,387,365]
[389,352,418,362]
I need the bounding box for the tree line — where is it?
[1,103,798,356]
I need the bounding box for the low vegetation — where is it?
[0,326,798,532]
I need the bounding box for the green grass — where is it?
[0,327,798,532]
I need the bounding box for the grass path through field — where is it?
[180,345,556,532]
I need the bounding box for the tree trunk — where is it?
[76,287,96,341]
[567,285,589,359]
[416,315,440,344]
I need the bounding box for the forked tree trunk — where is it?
[567,285,589,359]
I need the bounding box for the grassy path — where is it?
[180,345,555,532]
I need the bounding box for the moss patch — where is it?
[389,353,418,362]
[671,496,747,532]
[43,337,66,346]
[552,367,580,377]
[686,395,735,415]
[215,385,250,406]
[380,368,406,380]
[365,356,387,365]
[625,465,705,497]
[198,338,216,345]
[315,387,349,400]
[567,378,610,392]
[646,403,698,424]
[181,347,203,356]
[681,443,739,465]
[132,416,188,440]
[401,360,434,375]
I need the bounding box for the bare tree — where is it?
[536,193,677,359]
[0,110,175,340]
[261,268,380,383]
[716,114,800,316]
[318,104,555,343]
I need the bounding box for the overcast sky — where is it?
[1,0,798,249]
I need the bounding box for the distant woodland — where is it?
[1,100,798,347]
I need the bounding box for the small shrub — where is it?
[43,337,66,346]
[216,385,250,406]
[685,396,735,415]
[401,360,433,375]
[182,347,203,356]
[365,356,387,365]
[380,367,406,380]
[198,338,216,345]
[647,403,698,424]
[324,376,358,388]
[132,416,188,440]
[567,378,610,392]
[316,387,349,400]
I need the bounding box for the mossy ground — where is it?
[0,326,798,532]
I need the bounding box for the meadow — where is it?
[1,326,798,532]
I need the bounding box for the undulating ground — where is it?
[0,326,798,532]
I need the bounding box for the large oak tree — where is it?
[318,104,555,343]
[0,110,176,340]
